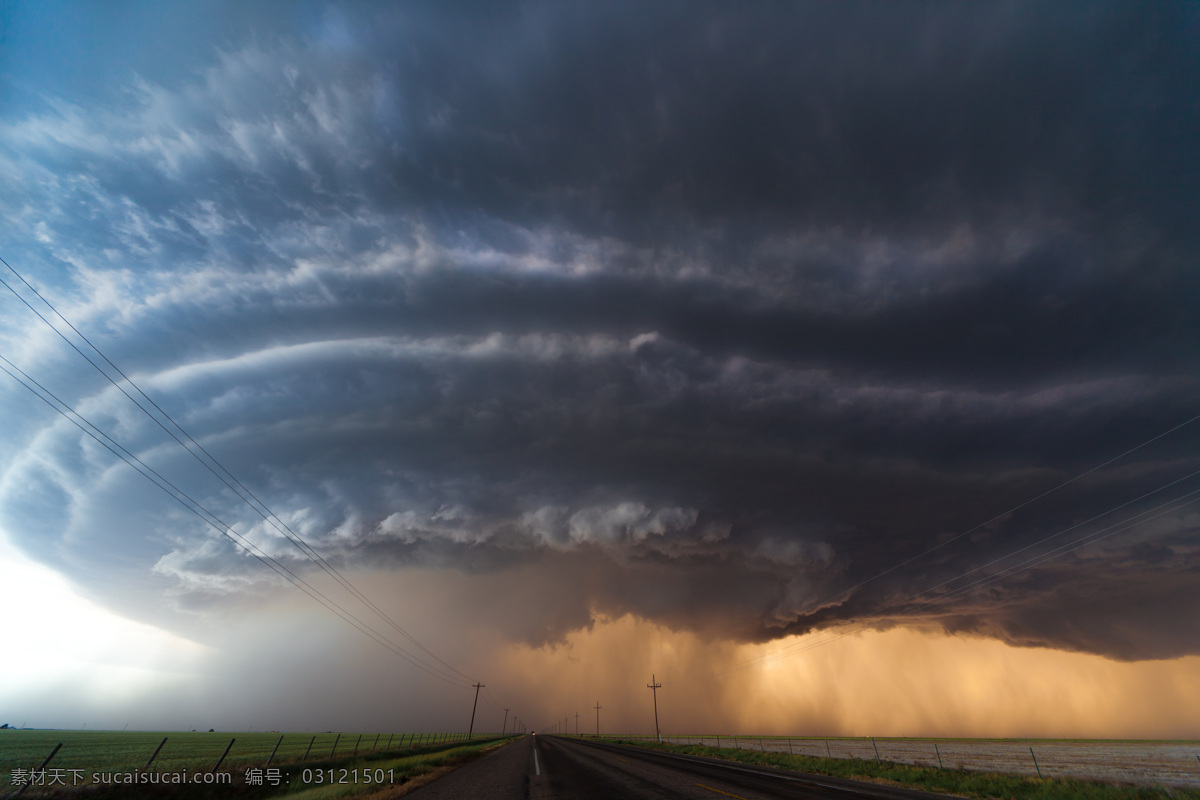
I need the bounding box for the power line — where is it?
[467,683,485,738]
[646,674,662,742]
[0,353,472,685]
[730,470,1200,671]
[877,471,1200,618]
[797,410,1200,622]
[735,484,1200,670]
[1,256,477,685]
[722,411,1200,673]
[0,351,475,688]
[742,492,1200,670]
[905,490,1200,613]
[4,258,525,725]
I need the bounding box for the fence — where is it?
[1,729,502,791]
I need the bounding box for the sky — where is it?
[1,1,1198,737]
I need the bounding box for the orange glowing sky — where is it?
[490,614,1200,739]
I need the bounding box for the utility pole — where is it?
[502,708,509,736]
[575,712,580,735]
[594,701,602,735]
[647,674,662,743]
[468,683,485,739]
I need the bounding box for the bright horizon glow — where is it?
[1,556,1198,737]
[0,531,208,729]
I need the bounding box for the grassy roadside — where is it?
[599,738,1200,800]
[281,737,514,799]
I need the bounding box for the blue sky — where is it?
[1,1,1198,735]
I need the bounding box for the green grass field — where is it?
[0,728,508,796]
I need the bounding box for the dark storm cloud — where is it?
[1,1,1197,662]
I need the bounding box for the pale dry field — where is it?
[659,737,1200,789]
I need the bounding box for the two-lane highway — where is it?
[404,735,964,800]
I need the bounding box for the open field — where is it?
[0,729,510,795]
[597,736,1200,791]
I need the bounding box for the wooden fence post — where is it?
[144,737,168,770]
[15,743,63,797]
[267,734,284,766]
[211,739,235,773]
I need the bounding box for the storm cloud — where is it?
[1,0,1198,684]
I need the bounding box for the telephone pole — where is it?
[468,683,485,739]
[575,712,580,735]
[594,701,602,735]
[646,674,662,743]
[502,708,509,735]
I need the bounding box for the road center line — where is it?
[533,748,541,776]
[696,784,748,799]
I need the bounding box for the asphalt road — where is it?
[404,735,964,800]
